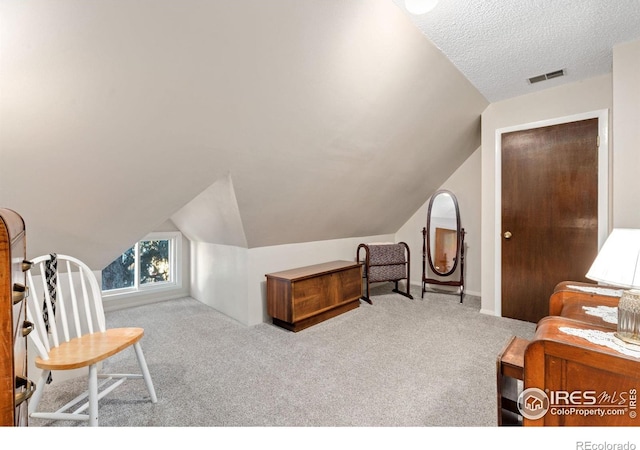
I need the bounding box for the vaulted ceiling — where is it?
[5,0,640,270]
[9,0,637,273]
[1,0,488,268]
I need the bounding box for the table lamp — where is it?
[586,228,640,346]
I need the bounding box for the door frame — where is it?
[493,109,610,317]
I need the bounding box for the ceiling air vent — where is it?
[528,69,565,84]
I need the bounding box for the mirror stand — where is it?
[421,226,466,303]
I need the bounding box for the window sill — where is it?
[102,283,188,312]
[103,281,179,298]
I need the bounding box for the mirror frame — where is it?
[426,189,461,277]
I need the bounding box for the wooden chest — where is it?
[266,260,362,332]
[0,208,33,426]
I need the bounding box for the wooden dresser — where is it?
[549,280,621,318]
[0,208,33,426]
[497,280,638,427]
[524,316,640,426]
[497,280,640,426]
[266,260,362,332]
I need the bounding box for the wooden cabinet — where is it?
[496,336,528,426]
[524,316,640,426]
[499,281,635,427]
[0,208,32,426]
[266,260,362,332]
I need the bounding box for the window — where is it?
[102,232,181,295]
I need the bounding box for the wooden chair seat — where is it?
[36,328,144,371]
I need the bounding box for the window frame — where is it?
[101,231,183,298]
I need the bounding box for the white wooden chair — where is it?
[25,254,157,426]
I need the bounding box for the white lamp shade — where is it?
[586,228,640,289]
[405,0,439,15]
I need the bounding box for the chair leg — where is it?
[392,280,414,300]
[88,364,99,426]
[404,280,414,300]
[134,342,157,403]
[28,370,50,416]
[361,275,372,304]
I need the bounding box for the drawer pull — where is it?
[12,283,28,304]
[22,260,33,272]
[22,320,34,337]
[14,376,36,407]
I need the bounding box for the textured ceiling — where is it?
[394,0,640,102]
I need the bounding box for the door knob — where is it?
[503,231,513,240]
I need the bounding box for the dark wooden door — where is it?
[501,118,599,323]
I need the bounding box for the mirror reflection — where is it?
[428,191,460,275]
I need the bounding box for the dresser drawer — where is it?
[0,208,29,427]
[13,295,28,427]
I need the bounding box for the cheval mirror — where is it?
[421,189,465,302]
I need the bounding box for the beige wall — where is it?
[613,40,640,227]
[190,242,249,324]
[480,74,613,317]
[397,146,482,297]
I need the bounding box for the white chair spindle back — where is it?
[25,269,51,357]
[26,254,108,358]
[73,263,94,335]
[65,261,83,339]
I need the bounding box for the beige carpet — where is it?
[30,284,536,427]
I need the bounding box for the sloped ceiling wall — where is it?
[171,173,248,248]
[0,0,488,269]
